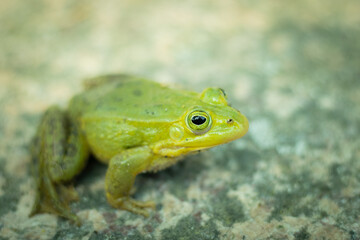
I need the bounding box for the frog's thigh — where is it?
[48,115,89,182]
[105,146,156,216]
[34,106,88,182]
[31,106,88,225]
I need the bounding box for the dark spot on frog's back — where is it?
[95,101,103,110]
[145,109,156,115]
[114,81,124,88]
[114,97,123,103]
[133,89,142,96]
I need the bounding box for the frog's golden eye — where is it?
[186,110,212,134]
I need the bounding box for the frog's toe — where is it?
[107,195,156,217]
[122,200,152,217]
[131,199,156,209]
[30,180,81,225]
[59,184,79,203]
[30,193,81,225]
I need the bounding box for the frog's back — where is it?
[69,76,200,122]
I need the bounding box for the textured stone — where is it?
[0,0,359,239]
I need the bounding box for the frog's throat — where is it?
[153,145,211,158]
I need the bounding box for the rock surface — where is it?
[0,0,359,239]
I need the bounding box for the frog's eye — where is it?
[186,110,212,135]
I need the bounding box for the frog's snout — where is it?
[221,113,248,144]
[234,113,249,139]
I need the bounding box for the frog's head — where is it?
[157,87,248,157]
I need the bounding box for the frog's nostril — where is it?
[227,119,233,124]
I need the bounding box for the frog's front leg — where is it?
[30,106,88,225]
[105,146,156,217]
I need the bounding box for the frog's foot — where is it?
[58,184,79,203]
[107,194,156,217]
[30,181,81,226]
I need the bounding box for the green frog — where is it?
[30,74,249,225]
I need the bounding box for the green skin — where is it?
[30,74,249,225]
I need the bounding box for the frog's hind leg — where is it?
[30,106,88,225]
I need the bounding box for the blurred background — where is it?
[0,0,359,239]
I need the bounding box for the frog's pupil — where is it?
[191,116,206,125]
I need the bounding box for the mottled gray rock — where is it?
[1,0,359,239]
